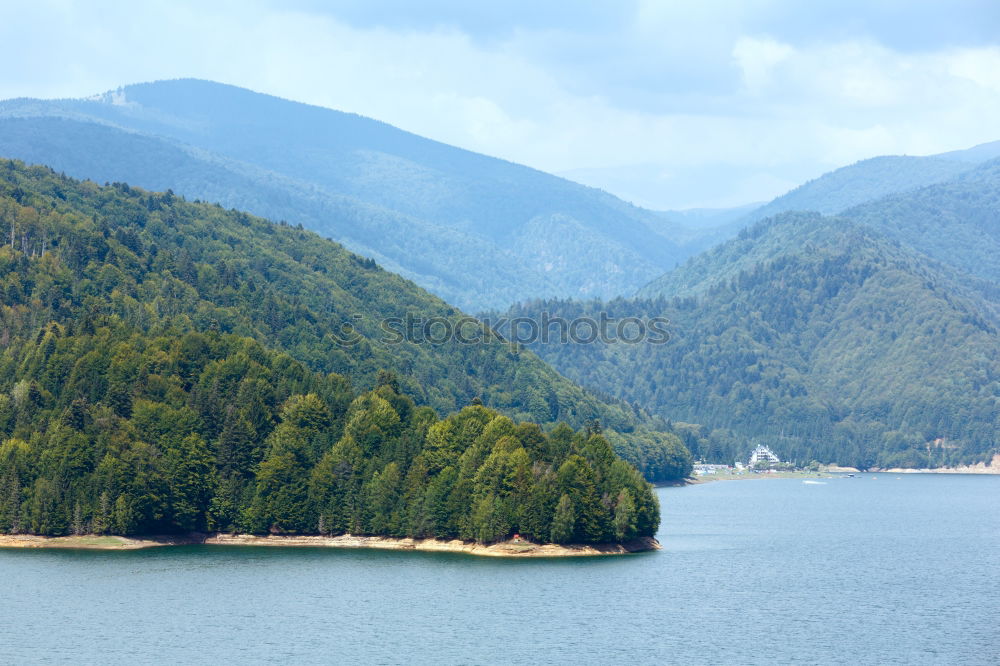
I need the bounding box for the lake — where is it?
[2,474,997,665]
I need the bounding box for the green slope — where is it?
[0,159,690,482]
[0,160,670,541]
[509,213,1000,469]
[638,160,1000,301]
[840,158,1000,285]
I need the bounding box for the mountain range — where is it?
[1,78,998,471]
[3,79,998,312]
[511,162,1000,468]
[0,79,725,312]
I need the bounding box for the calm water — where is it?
[2,474,997,665]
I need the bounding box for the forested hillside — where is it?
[0,80,694,311]
[638,160,1000,301]
[0,160,690,493]
[840,158,1000,285]
[0,160,670,541]
[510,213,1000,469]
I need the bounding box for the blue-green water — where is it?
[2,474,997,664]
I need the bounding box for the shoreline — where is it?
[872,453,1000,475]
[681,470,834,485]
[674,456,1000,485]
[0,533,660,557]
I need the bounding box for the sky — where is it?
[2,0,999,209]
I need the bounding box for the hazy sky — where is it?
[3,0,999,208]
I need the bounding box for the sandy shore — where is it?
[874,453,1000,475]
[683,470,834,484]
[0,533,660,557]
[681,455,1000,484]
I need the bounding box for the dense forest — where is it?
[0,323,657,542]
[510,213,1000,469]
[840,159,1000,285]
[637,160,1000,304]
[0,159,691,484]
[0,159,685,540]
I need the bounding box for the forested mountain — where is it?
[839,159,1000,285]
[0,159,671,541]
[639,160,1000,300]
[508,213,1000,469]
[743,156,973,224]
[0,79,698,312]
[0,159,691,552]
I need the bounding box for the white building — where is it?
[749,445,780,466]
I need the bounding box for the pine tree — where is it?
[364,462,402,536]
[167,434,215,532]
[550,494,575,544]
[93,491,111,535]
[112,494,135,535]
[613,489,637,541]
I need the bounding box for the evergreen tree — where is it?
[167,434,215,531]
[550,494,575,544]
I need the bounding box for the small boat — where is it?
[846,473,855,477]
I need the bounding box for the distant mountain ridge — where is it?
[2,80,996,311]
[641,157,1000,301]
[839,158,1000,285]
[741,155,973,224]
[933,139,1000,163]
[0,79,707,312]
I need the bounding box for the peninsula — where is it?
[0,164,665,554]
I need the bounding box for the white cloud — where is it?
[733,36,795,94]
[945,46,1000,92]
[0,1,998,209]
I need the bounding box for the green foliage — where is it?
[550,495,575,544]
[841,158,1000,286]
[513,213,1000,469]
[0,344,659,541]
[0,160,661,542]
[0,158,688,481]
